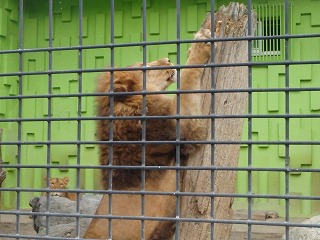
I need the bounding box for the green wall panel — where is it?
[0,0,320,218]
[234,0,320,217]
[1,0,209,209]
[0,0,19,209]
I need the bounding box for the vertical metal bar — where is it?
[284,0,290,239]
[141,0,147,239]
[279,5,285,59]
[262,6,265,62]
[266,4,269,61]
[275,4,279,61]
[76,0,83,237]
[252,4,256,61]
[268,4,271,60]
[16,0,24,239]
[108,0,115,238]
[247,0,253,239]
[272,4,275,58]
[258,5,261,59]
[254,4,259,61]
[209,0,216,239]
[175,1,181,239]
[45,0,54,236]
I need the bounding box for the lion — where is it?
[43,176,77,201]
[83,28,212,239]
[29,176,77,221]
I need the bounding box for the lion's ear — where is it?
[114,80,129,93]
[62,176,69,184]
[113,78,136,93]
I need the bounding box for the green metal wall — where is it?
[0,0,319,218]
[0,0,20,208]
[234,0,320,217]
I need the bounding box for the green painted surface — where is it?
[0,0,19,209]
[0,0,319,218]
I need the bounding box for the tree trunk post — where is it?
[179,3,256,240]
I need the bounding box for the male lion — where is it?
[83,28,212,239]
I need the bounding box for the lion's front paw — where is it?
[194,28,212,42]
[188,28,212,63]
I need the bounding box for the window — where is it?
[254,18,281,55]
[252,3,288,61]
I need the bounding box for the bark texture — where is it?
[179,3,256,240]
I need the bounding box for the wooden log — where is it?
[179,3,257,240]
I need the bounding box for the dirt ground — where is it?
[0,222,36,240]
[0,222,284,240]
[0,216,36,240]
[0,212,303,240]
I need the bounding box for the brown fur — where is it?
[84,170,176,239]
[96,58,179,189]
[83,28,212,239]
[43,176,77,201]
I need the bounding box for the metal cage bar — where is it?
[75,0,84,237]
[108,0,115,238]
[175,0,181,239]
[0,0,319,239]
[284,0,291,239]
[209,1,216,239]
[16,0,24,238]
[44,0,54,237]
[247,0,254,239]
[141,0,148,238]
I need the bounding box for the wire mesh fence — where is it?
[0,0,320,239]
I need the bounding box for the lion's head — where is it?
[97,58,176,97]
[131,58,177,91]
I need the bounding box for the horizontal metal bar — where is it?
[0,140,319,146]
[0,113,319,124]
[0,87,320,101]
[1,59,320,77]
[1,211,320,229]
[2,188,320,201]
[0,32,319,55]
[0,164,316,172]
[0,164,318,174]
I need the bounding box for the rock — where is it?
[29,197,41,233]
[29,194,102,238]
[282,216,320,240]
[38,223,76,237]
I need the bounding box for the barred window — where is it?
[252,3,288,61]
